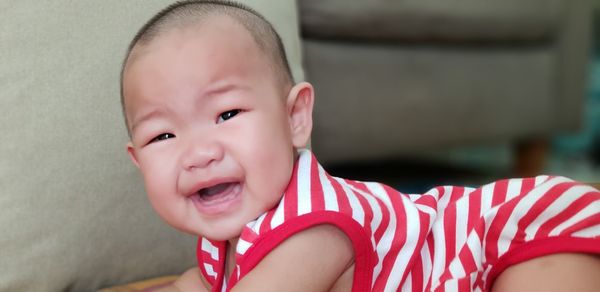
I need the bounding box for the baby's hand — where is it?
[158,267,208,292]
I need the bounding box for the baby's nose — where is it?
[181,139,224,171]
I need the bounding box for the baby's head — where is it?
[120,0,314,241]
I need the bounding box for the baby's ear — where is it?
[126,142,141,169]
[286,82,314,149]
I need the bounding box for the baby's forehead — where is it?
[129,16,235,59]
[128,14,266,72]
[123,18,285,98]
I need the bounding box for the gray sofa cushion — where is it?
[300,0,563,42]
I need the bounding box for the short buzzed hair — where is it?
[120,0,294,133]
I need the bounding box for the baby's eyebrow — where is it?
[130,109,165,133]
[202,82,240,99]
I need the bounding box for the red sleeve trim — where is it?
[196,238,227,291]
[486,236,600,291]
[195,239,212,285]
[232,211,375,292]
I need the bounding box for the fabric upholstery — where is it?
[301,0,590,164]
[0,1,302,291]
[299,0,563,42]
[306,41,556,162]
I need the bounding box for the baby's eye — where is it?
[217,109,241,123]
[148,133,175,144]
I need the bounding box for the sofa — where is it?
[0,0,591,291]
[302,0,591,173]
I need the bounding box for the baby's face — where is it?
[122,17,297,240]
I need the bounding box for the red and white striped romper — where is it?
[197,149,600,291]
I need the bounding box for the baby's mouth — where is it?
[196,182,241,206]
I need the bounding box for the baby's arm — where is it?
[160,224,354,291]
[231,224,355,291]
[493,253,600,292]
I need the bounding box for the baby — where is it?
[120,1,600,291]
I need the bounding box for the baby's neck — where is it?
[225,237,239,280]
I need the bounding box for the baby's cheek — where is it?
[267,158,294,195]
[142,168,172,209]
[146,185,181,228]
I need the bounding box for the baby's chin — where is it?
[175,217,248,242]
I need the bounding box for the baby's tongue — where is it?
[199,183,233,200]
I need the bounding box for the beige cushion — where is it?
[300,0,562,42]
[0,1,302,291]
